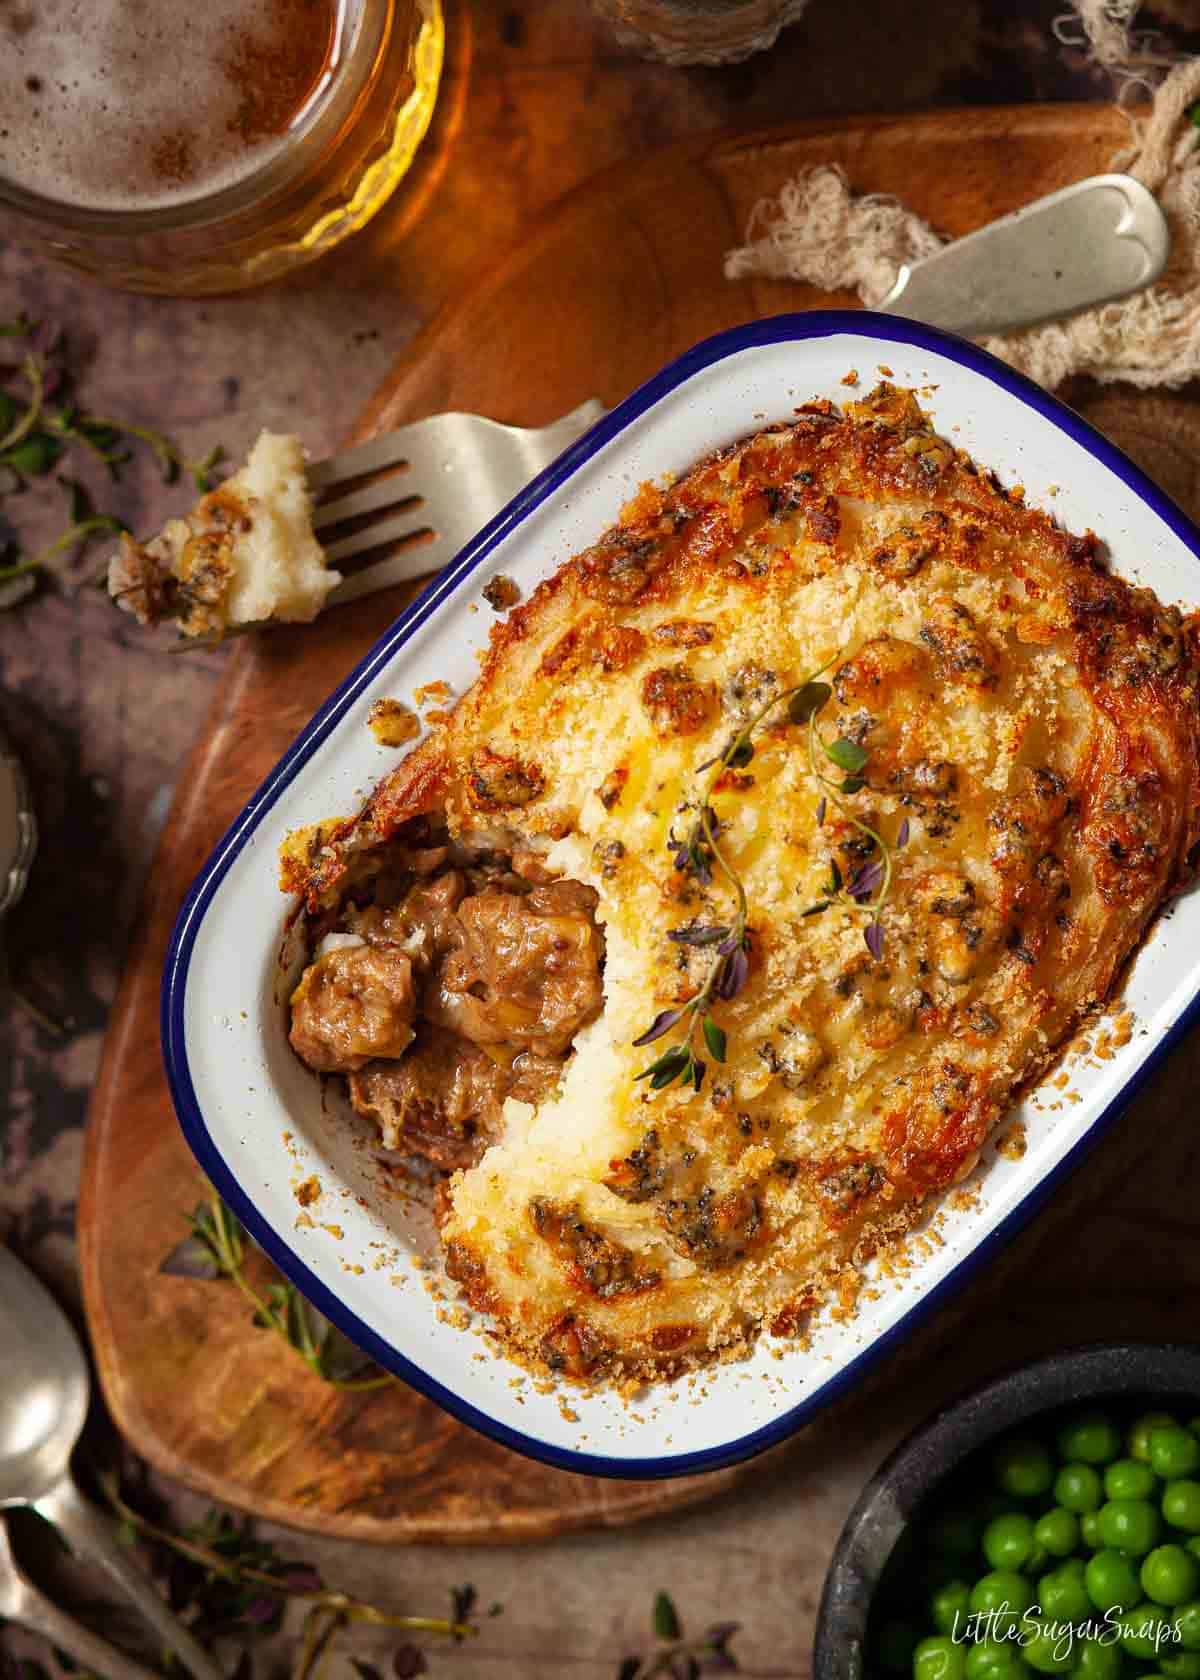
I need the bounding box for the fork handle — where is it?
[33,1474,224,1680]
[3,1555,164,1680]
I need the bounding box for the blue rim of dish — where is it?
[163,308,1200,1480]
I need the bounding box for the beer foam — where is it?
[0,0,338,213]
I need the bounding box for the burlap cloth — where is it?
[725,1,1200,515]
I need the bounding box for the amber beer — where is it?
[0,0,443,294]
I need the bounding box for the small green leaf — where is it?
[788,680,832,723]
[824,736,868,773]
[726,735,754,769]
[841,775,865,795]
[801,901,830,917]
[702,1017,727,1063]
[654,1591,682,1641]
[650,1048,692,1091]
[159,1233,222,1280]
[829,859,843,893]
[2,432,62,476]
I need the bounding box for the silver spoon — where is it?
[0,1245,224,1680]
[0,1515,161,1680]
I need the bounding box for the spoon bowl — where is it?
[0,1248,88,1503]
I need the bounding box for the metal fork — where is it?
[309,399,606,607]
[0,1516,161,1680]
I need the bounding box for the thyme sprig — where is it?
[616,1591,740,1678]
[801,703,910,959]
[161,1194,395,1391]
[0,313,224,605]
[98,1474,479,1679]
[633,656,839,1094]
[633,649,917,1091]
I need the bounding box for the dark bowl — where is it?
[813,1342,1200,1678]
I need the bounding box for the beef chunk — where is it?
[289,944,417,1073]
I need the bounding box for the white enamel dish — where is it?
[163,312,1200,1478]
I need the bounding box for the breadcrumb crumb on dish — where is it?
[107,431,338,637]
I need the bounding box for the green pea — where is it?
[1086,1548,1144,1614]
[995,1438,1056,1500]
[914,1635,968,1680]
[1165,1484,1200,1535]
[1022,1619,1074,1675]
[878,1619,919,1672]
[1152,1430,1200,1481]
[1068,1639,1129,1680]
[1037,1558,1092,1622]
[1071,1639,1123,1680]
[1106,1459,1159,1501]
[1131,1415,1181,1463]
[1081,1511,1105,1549]
[970,1571,1033,1637]
[1034,1508,1079,1559]
[1160,1653,1200,1678]
[964,1643,1033,1679]
[1058,1412,1124,1466]
[932,1580,972,1638]
[1143,1545,1200,1607]
[984,1514,1037,1572]
[1120,1601,1178,1661]
[1098,1499,1162,1555]
[1057,1465,1105,1514]
[1176,1601,1200,1651]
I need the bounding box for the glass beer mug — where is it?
[0,0,443,295]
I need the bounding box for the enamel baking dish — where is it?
[163,312,1200,1478]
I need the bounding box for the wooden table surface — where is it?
[5,2,1200,1675]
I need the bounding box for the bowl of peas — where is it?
[813,1344,1200,1680]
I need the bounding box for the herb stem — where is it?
[0,354,43,454]
[634,651,841,1092]
[197,1193,395,1391]
[99,1475,475,1643]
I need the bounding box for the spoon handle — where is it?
[2,1553,163,1680]
[33,1474,225,1680]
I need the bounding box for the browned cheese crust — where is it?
[280,384,1200,1384]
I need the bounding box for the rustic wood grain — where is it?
[79,101,1200,1547]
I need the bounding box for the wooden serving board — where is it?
[81,104,1200,1544]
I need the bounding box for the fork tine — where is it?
[306,425,430,492]
[314,472,419,531]
[324,508,432,566]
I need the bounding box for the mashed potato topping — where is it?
[280,385,1200,1384]
[108,431,336,636]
